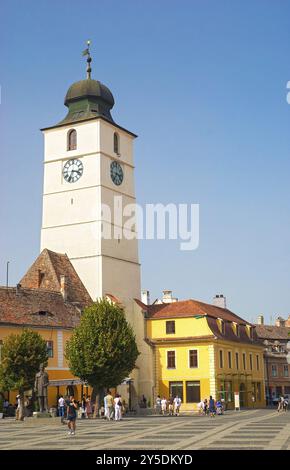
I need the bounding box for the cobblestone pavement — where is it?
[0,409,290,450]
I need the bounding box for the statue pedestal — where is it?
[33,412,51,418]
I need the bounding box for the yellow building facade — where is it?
[144,298,266,410]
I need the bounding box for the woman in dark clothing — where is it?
[209,396,216,417]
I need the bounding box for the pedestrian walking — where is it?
[15,395,21,421]
[197,400,204,415]
[81,395,86,419]
[58,395,65,422]
[66,395,78,435]
[209,396,216,417]
[104,390,114,420]
[114,393,122,421]
[161,397,167,415]
[203,398,208,416]
[85,396,92,419]
[156,395,162,414]
[168,396,174,416]
[173,395,182,416]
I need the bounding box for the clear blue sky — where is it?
[1,0,290,324]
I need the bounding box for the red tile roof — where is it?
[136,298,250,325]
[135,298,259,345]
[0,287,81,329]
[255,324,290,341]
[20,249,92,308]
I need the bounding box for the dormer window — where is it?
[217,318,225,335]
[67,129,77,151]
[233,322,240,337]
[114,132,120,155]
[246,325,254,340]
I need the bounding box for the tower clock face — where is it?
[110,161,123,186]
[63,159,83,183]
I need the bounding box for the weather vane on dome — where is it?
[82,40,92,79]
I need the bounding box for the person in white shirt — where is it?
[58,395,65,421]
[114,394,122,421]
[197,400,205,415]
[173,396,182,416]
[161,397,167,415]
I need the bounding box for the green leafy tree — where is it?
[66,299,139,409]
[0,329,48,420]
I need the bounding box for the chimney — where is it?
[141,289,150,305]
[60,275,67,301]
[162,290,178,303]
[213,294,227,309]
[257,315,264,325]
[275,316,286,328]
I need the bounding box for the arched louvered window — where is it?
[114,132,120,155]
[67,129,77,151]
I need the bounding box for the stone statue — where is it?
[34,363,49,413]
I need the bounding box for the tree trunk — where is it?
[92,387,99,418]
[18,393,25,421]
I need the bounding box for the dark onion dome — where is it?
[57,78,115,126]
[64,79,114,108]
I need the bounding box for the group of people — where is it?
[58,394,93,421]
[277,395,289,412]
[198,396,225,417]
[155,395,182,416]
[59,390,125,436]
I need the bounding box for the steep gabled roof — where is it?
[20,249,92,308]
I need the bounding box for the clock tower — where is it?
[40,48,141,304]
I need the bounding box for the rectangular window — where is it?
[235,352,239,370]
[283,365,289,377]
[228,351,232,369]
[256,355,260,371]
[46,341,53,358]
[236,325,240,336]
[221,321,225,335]
[189,350,198,368]
[186,381,200,403]
[249,354,253,371]
[272,365,278,377]
[243,353,246,370]
[166,321,175,334]
[169,381,183,401]
[219,350,223,368]
[167,350,176,369]
[284,386,290,395]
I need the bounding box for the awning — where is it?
[48,379,87,387]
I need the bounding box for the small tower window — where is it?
[114,132,120,155]
[68,129,77,151]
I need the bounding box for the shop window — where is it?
[169,381,183,401]
[186,381,200,403]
